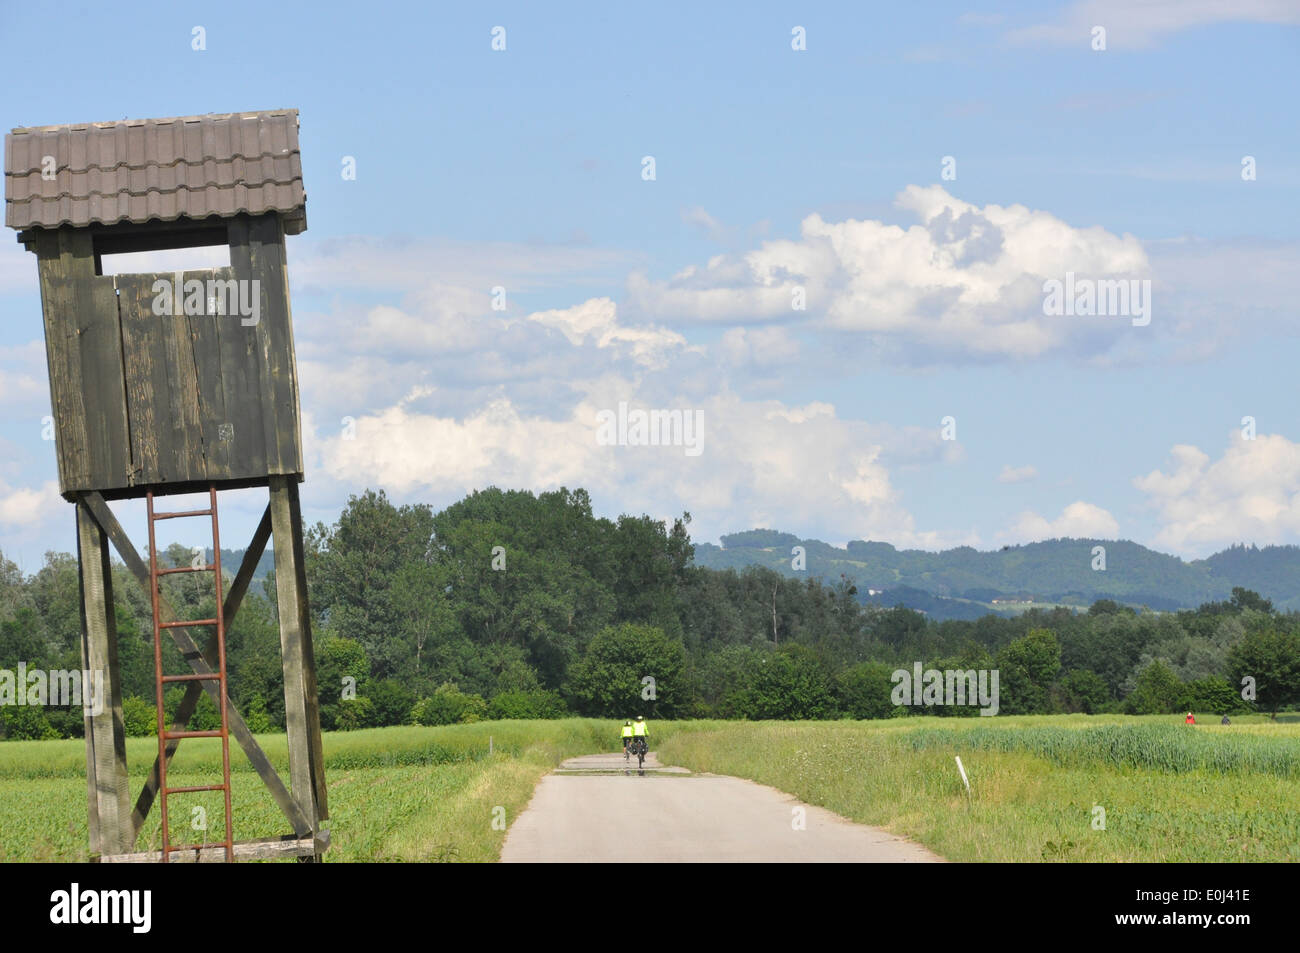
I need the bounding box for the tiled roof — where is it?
[4,109,306,233]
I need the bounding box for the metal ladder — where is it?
[147,485,235,862]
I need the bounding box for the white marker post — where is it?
[955,756,972,807]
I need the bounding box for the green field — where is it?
[657,715,1300,862]
[1,715,1296,862]
[0,719,637,862]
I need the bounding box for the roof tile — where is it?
[4,109,305,233]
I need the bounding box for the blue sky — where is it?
[2,1,1299,571]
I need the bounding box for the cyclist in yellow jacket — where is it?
[632,715,648,746]
[621,720,634,755]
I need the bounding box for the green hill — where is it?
[693,533,1300,618]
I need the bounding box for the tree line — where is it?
[1,486,1297,739]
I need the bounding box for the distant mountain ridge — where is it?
[692,532,1300,619]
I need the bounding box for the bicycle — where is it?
[628,737,648,773]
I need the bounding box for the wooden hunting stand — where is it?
[4,110,327,861]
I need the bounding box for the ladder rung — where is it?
[158,564,215,575]
[165,784,228,794]
[161,672,222,683]
[152,508,214,520]
[160,618,217,629]
[163,729,225,739]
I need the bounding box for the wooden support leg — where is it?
[81,493,311,839]
[269,477,325,844]
[288,484,329,824]
[78,537,101,857]
[77,502,132,855]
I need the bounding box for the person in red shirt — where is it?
[1185,711,1196,725]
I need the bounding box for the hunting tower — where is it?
[5,110,327,861]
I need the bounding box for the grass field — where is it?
[656,715,1300,862]
[0,719,650,862]
[2,714,1296,862]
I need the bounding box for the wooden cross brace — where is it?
[78,492,316,841]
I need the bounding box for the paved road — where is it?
[500,752,941,863]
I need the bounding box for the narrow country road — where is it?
[500,752,942,863]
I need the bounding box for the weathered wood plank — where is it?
[270,475,319,830]
[77,502,132,854]
[77,511,101,856]
[81,492,312,837]
[115,273,165,485]
[239,214,302,475]
[80,266,132,491]
[189,267,236,477]
[160,272,206,483]
[100,830,327,864]
[286,480,327,819]
[34,231,89,489]
[116,271,212,486]
[33,229,130,495]
[224,218,271,477]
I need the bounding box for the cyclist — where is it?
[621,719,634,755]
[632,714,649,748]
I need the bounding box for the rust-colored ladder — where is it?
[147,486,235,863]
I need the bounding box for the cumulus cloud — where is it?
[997,464,1038,484]
[1005,0,1299,49]
[1135,433,1300,554]
[294,287,697,427]
[310,383,970,551]
[527,298,688,369]
[627,185,1150,362]
[1002,501,1120,542]
[0,479,61,531]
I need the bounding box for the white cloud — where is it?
[1005,0,1300,49]
[311,386,970,551]
[527,298,688,369]
[1135,433,1300,554]
[1002,501,1120,542]
[0,480,61,531]
[627,185,1151,362]
[998,464,1038,484]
